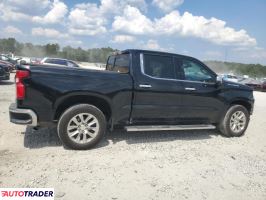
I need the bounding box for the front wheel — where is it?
[57,104,106,150]
[218,105,250,137]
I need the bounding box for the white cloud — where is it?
[226,46,266,64]
[182,50,189,54]
[233,46,266,60]
[64,40,83,47]
[68,3,107,36]
[145,39,161,50]
[112,6,153,35]
[152,0,184,12]
[0,0,67,24]
[6,0,50,15]
[233,46,264,52]
[3,25,23,35]
[0,0,261,62]
[111,35,136,43]
[0,0,51,21]
[232,47,249,52]
[250,50,266,59]
[32,0,68,24]
[32,27,69,38]
[204,51,223,58]
[160,11,257,46]
[68,0,147,36]
[112,8,257,47]
[0,2,30,21]
[101,0,147,14]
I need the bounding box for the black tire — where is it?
[57,104,106,150]
[218,105,250,137]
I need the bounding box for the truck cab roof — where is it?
[122,49,199,60]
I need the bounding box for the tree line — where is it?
[0,38,116,63]
[205,61,266,78]
[1,37,266,78]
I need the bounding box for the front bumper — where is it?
[9,103,38,126]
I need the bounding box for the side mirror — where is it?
[216,76,223,86]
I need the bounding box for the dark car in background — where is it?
[0,54,18,65]
[0,64,10,81]
[0,60,16,72]
[239,78,266,92]
[261,81,266,92]
[245,80,262,91]
[40,57,80,68]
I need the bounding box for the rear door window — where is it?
[143,54,175,79]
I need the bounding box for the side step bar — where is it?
[125,124,216,132]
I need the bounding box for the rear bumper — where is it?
[9,103,38,127]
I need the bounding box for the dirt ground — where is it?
[0,74,266,200]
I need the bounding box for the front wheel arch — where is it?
[230,99,252,114]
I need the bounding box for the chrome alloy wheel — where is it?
[67,113,99,144]
[229,111,247,133]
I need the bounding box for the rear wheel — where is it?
[57,104,106,150]
[218,105,250,137]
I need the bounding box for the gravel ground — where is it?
[1,74,266,200]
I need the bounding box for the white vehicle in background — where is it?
[40,57,79,68]
[222,74,238,83]
[18,57,31,64]
[78,62,106,70]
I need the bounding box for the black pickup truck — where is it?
[9,49,254,149]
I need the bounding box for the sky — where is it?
[0,0,266,64]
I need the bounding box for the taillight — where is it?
[16,70,30,100]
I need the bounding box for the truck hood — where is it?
[222,80,253,91]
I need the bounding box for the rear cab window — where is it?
[106,56,115,71]
[106,54,130,74]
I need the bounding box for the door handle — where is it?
[139,84,152,88]
[185,87,196,91]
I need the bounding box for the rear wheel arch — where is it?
[54,94,112,122]
[57,104,107,150]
